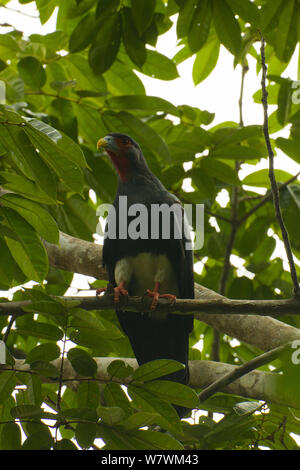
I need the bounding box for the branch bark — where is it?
[3,355,299,411]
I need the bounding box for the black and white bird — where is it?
[97,133,194,417]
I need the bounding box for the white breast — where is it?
[114,253,179,296]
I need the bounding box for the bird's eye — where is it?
[120,138,130,146]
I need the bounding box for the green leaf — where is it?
[75,104,107,146]
[133,359,184,382]
[77,381,101,409]
[69,13,96,53]
[104,383,132,414]
[1,208,48,283]
[55,439,78,450]
[104,58,145,95]
[0,171,56,205]
[140,50,179,81]
[105,94,179,117]
[0,423,21,450]
[119,411,158,431]
[17,56,46,88]
[242,168,295,187]
[212,0,241,56]
[131,0,156,35]
[70,308,123,341]
[277,79,292,126]
[188,0,212,53]
[274,0,297,63]
[210,144,265,160]
[67,347,98,377]
[1,194,59,244]
[123,429,184,450]
[0,238,26,288]
[97,405,126,425]
[177,0,198,38]
[107,359,134,379]
[128,384,182,435]
[25,118,87,168]
[201,158,240,185]
[22,430,54,450]
[190,168,215,199]
[276,137,300,164]
[26,343,60,364]
[10,404,45,419]
[0,371,16,403]
[259,0,284,32]
[227,0,259,23]
[15,318,63,341]
[24,119,85,193]
[19,373,43,406]
[63,54,107,93]
[89,13,121,74]
[144,380,199,409]
[122,8,147,67]
[36,0,56,25]
[76,422,96,449]
[0,125,57,200]
[30,361,60,378]
[192,34,220,85]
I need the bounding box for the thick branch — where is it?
[2,293,300,318]
[44,232,106,279]
[3,356,299,411]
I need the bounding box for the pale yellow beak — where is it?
[97,137,108,150]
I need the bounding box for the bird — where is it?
[96,133,194,418]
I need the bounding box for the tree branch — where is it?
[2,292,300,318]
[2,355,299,411]
[199,341,292,403]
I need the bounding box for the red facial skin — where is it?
[107,137,132,182]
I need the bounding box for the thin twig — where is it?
[260,35,300,298]
[239,172,300,225]
[0,3,39,19]
[55,313,69,442]
[2,315,15,343]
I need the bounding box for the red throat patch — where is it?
[107,150,129,181]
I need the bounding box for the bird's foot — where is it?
[96,282,128,304]
[144,288,176,310]
[113,282,128,303]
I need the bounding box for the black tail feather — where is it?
[117,310,193,418]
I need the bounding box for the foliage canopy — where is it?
[0,0,300,451]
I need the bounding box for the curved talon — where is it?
[113,284,128,303]
[145,288,176,310]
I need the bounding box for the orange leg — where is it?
[96,280,128,303]
[145,281,176,310]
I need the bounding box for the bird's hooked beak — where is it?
[97,137,109,150]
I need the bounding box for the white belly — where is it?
[114,253,179,296]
